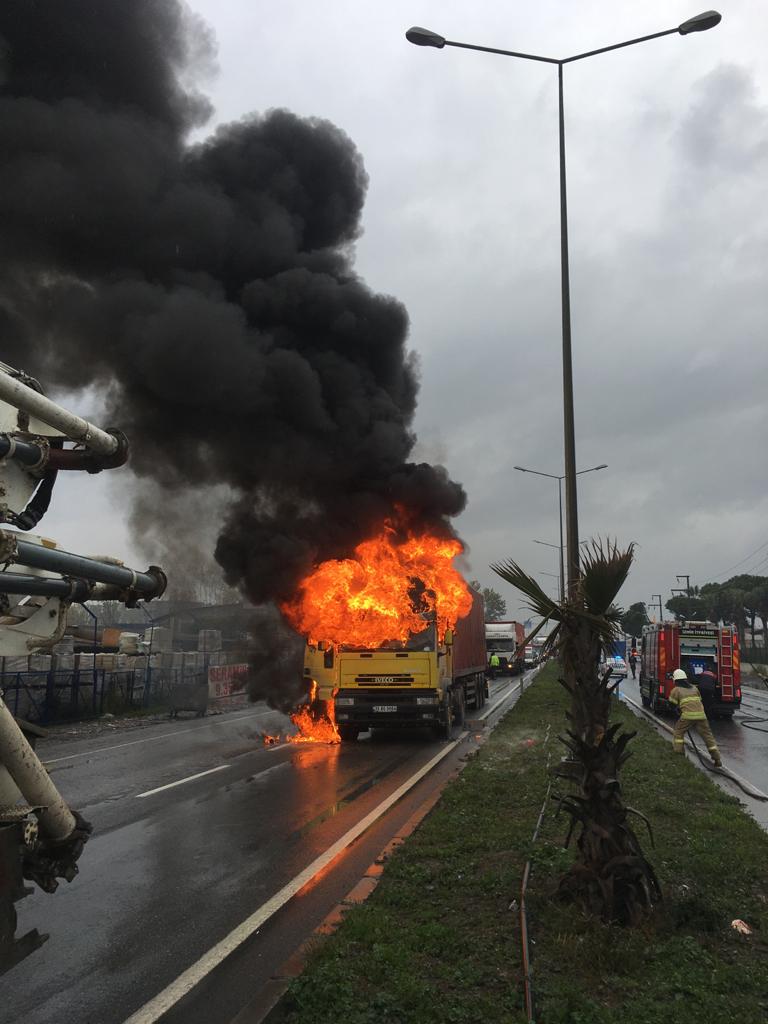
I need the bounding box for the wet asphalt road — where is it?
[618,676,768,830]
[6,677,527,1024]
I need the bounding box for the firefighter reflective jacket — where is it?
[669,684,707,720]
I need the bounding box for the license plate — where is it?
[373,705,397,713]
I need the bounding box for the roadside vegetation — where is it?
[279,663,768,1024]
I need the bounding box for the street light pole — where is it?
[407,12,721,599]
[557,477,565,603]
[557,60,579,595]
[516,463,607,603]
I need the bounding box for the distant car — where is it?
[601,655,627,679]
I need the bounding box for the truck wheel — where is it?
[338,725,359,742]
[433,701,453,740]
[641,691,650,709]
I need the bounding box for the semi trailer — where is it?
[485,620,524,675]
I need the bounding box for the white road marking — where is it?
[122,732,467,1024]
[44,710,285,765]
[135,764,231,798]
[479,669,536,720]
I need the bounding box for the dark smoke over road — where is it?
[0,1,466,705]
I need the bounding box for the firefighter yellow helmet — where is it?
[672,669,688,682]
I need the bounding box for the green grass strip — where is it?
[281,664,768,1024]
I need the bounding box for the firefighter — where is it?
[696,664,718,713]
[489,652,500,680]
[669,668,722,767]
[628,649,638,679]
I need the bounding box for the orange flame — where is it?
[261,681,341,745]
[281,521,471,649]
[287,680,340,744]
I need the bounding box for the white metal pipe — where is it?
[0,368,118,456]
[0,694,76,840]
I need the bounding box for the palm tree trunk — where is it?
[492,540,660,925]
[557,607,660,924]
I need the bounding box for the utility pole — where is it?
[651,594,663,623]
[675,574,691,596]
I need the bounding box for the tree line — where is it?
[620,573,768,651]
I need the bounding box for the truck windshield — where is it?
[340,622,437,653]
[486,639,513,651]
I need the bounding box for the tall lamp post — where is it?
[538,569,561,600]
[515,463,607,601]
[533,537,588,603]
[406,12,721,597]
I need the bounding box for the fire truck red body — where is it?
[639,620,741,718]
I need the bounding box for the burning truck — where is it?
[0,0,473,746]
[282,521,487,742]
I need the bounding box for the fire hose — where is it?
[617,691,768,801]
[684,731,768,801]
[519,724,552,1024]
[734,708,768,735]
[736,660,768,734]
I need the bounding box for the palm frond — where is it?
[580,538,634,617]
[491,557,561,623]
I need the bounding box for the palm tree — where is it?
[492,539,660,925]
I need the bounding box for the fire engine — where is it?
[639,620,741,718]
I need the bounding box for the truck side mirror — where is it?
[444,628,454,646]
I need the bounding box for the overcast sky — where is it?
[48,0,768,615]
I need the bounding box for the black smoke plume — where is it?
[0,1,466,706]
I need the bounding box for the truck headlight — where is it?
[335,697,355,707]
[416,696,439,706]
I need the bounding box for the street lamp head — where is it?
[678,11,721,34]
[406,26,446,48]
[593,463,608,471]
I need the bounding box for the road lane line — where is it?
[122,732,467,1024]
[480,684,518,720]
[479,669,537,720]
[135,765,231,798]
[44,711,285,765]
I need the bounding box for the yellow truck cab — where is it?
[302,589,487,742]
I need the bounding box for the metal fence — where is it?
[1,664,210,724]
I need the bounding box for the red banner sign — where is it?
[208,663,249,698]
